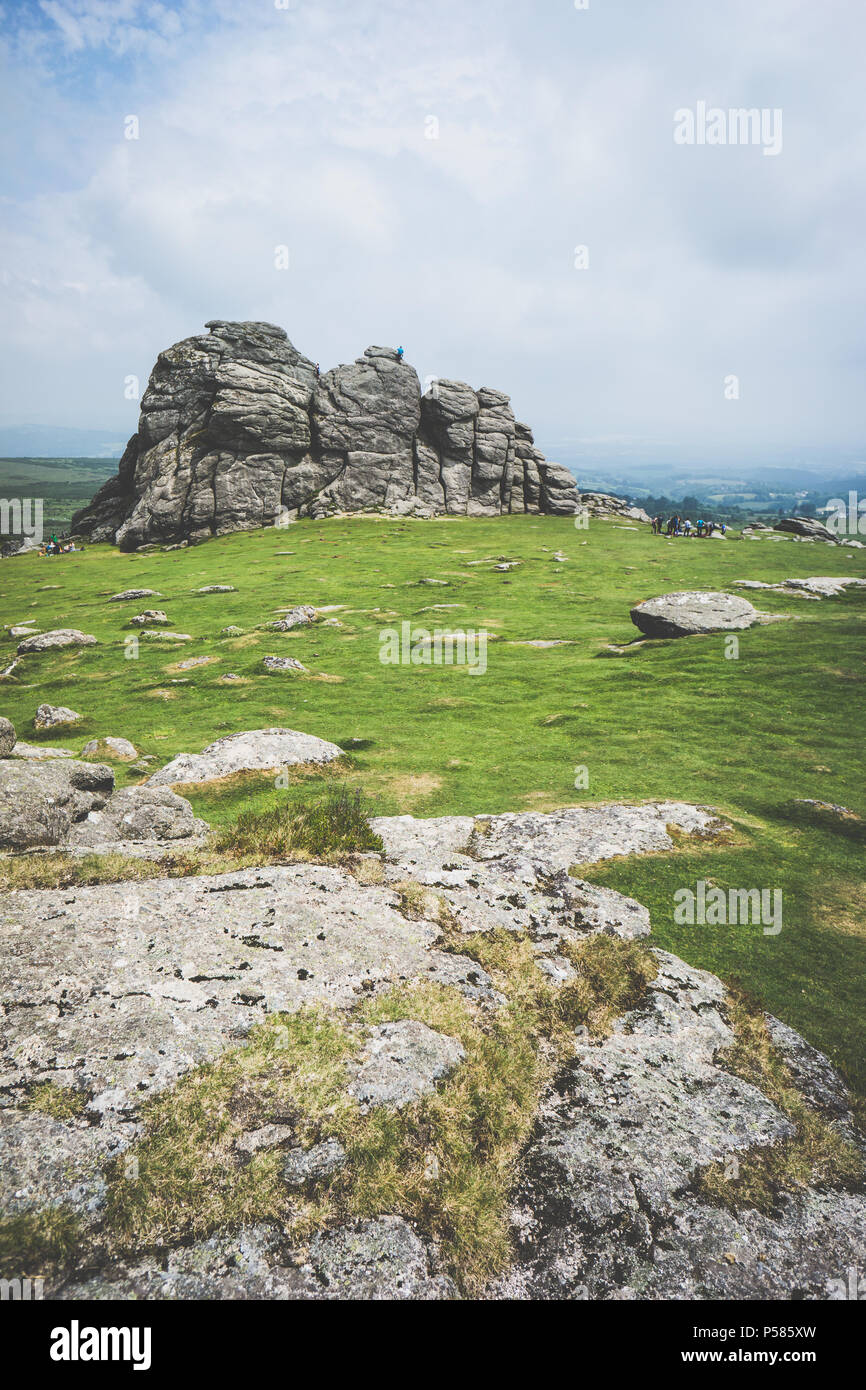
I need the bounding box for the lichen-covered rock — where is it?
[630,591,761,638]
[71,322,579,547]
[128,610,169,626]
[0,758,114,847]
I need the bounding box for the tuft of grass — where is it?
[213,785,383,862]
[0,1208,82,1282]
[24,1081,88,1121]
[694,985,864,1214]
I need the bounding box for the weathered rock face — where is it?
[0,715,15,756]
[631,590,762,638]
[71,322,578,547]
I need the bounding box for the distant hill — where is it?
[0,426,125,458]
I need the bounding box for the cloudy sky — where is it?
[1,0,864,468]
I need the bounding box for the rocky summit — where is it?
[71,321,580,548]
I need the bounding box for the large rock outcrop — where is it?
[72,321,579,548]
[2,800,862,1300]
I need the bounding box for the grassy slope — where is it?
[1,514,864,1091]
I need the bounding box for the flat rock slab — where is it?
[735,576,866,598]
[17,629,97,654]
[9,741,74,760]
[148,727,343,785]
[372,801,724,875]
[263,655,307,672]
[348,1020,465,1108]
[630,591,761,638]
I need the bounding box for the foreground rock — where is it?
[67,786,207,848]
[630,591,761,638]
[58,1217,456,1301]
[148,726,344,785]
[17,629,97,654]
[0,715,15,756]
[0,758,204,850]
[70,321,580,548]
[1,802,862,1301]
[0,759,114,847]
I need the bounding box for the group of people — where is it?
[651,515,726,538]
[39,535,78,556]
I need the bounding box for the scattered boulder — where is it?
[774,517,839,543]
[578,492,652,523]
[263,655,307,673]
[0,759,114,848]
[268,605,317,630]
[70,320,579,548]
[348,1021,466,1109]
[220,626,243,636]
[17,629,97,654]
[128,610,169,626]
[34,703,81,730]
[147,727,344,786]
[139,630,192,641]
[81,737,138,761]
[196,585,237,594]
[630,591,761,638]
[0,716,16,757]
[68,785,207,848]
[109,589,162,601]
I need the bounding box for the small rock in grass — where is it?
[82,737,139,762]
[128,610,170,626]
[263,656,307,673]
[220,626,243,636]
[196,585,236,594]
[34,704,81,730]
